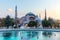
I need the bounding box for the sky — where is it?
[0,0,60,19]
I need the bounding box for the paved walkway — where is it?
[0,28,60,32]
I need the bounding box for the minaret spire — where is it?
[39,13,41,18]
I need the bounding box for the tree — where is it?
[1,18,5,27]
[10,18,14,26]
[48,17,55,28]
[28,21,38,27]
[42,19,51,28]
[4,15,12,28]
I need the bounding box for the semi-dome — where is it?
[26,12,35,16]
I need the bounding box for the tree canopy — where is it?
[42,19,51,27]
[4,15,14,28]
[28,21,38,27]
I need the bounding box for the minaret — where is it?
[45,9,47,20]
[15,5,17,27]
[39,13,41,18]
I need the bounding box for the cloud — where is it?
[7,8,13,13]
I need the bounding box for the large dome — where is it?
[26,12,35,16]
